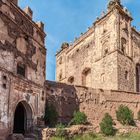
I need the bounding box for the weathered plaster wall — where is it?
[0,0,46,138]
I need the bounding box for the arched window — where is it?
[102,40,109,57]
[17,63,26,77]
[121,38,127,53]
[82,68,91,87]
[136,64,140,92]
[125,71,129,80]
[59,70,62,81]
[68,76,74,84]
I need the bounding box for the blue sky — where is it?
[19,0,140,81]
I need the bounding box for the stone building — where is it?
[56,0,140,92]
[1,0,140,139]
[0,0,46,139]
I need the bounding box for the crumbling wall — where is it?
[0,1,46,138]
[46,81,140,127]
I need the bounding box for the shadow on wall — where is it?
[45,80,79,124]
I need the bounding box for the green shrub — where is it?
[55,123,66,138]
[44,102,58,127]
[137,110,140,121]
[116,105,134,125]
[70,111,87,125]
[99,113,115,136]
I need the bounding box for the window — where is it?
[102,41,109,57]
[2,75,7,80]
[82,68,91,87]
[68,76,74,84]
[121,38,126,53]
[104,48,108,56]
[17,63,26,77]
[2,83,6,89]
[125,71,129,80]
[42,91,45,101]
[59,57,62,64]
[59,73,62,81]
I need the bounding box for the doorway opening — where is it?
[13,101,33,134]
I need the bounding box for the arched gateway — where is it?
[13,101,33,134]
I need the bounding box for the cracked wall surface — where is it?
[46,81,140,128]
[0,0,46,138]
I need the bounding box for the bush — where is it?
[44,102,58,127]
[70,111,87,125]
[99,113,115,136]
[55,123,66,138]
[137,110,140,121]
[116,105,134,125]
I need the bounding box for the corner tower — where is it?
[0,0,46,137]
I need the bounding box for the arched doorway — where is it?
[13,101,33,134]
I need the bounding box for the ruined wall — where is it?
[0,0,46,86]
[0,0,46,138]
[46,81,140,127]
[45,81,79,123]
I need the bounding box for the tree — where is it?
[116,105,134,125]
[100,113,115,136]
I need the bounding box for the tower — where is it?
[0,0,46,137]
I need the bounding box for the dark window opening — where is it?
[121,38,126,54]
[42,97,45,101]
[17,64,26,77]
[104,48,108,56]
[125,71,129,80]
[3,84,6,89]
[59,73,62,80]
[3,75,7,80]
[68,76,74,84]
[42,91,45,101]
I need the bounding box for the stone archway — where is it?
[13,101,33,134]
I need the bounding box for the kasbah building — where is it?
[0,0,140,139]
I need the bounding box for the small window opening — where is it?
[59,73,62,80]
[3,75,7,80]
[76,49,79,52]
[42,91,45,101]
[121,38,126,54]
[17,63,26,77]
[3,84,6,89]
[68,76,74,84]
[125,71,129,80]
[104,48,108,56]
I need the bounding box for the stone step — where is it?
[8,134,24,140]
[24,133,38,140]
